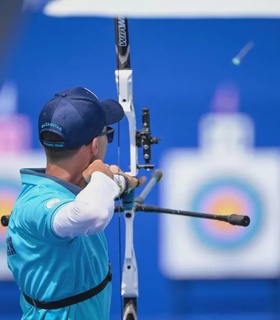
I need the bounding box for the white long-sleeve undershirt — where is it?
[53,172,120,238]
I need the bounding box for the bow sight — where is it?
[136,108,160,170]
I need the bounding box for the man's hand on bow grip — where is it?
[83,160,114,183]
[110,165,147,189]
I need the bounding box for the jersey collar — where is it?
[20,168,82,196]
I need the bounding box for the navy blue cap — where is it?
[38,87,124,149]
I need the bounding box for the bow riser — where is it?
[121,212,138,297]
[115,69,138,176]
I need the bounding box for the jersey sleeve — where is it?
[20,191,74,244]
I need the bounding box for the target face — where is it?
[189,176,263,250]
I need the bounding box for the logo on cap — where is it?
[41,122,62,131]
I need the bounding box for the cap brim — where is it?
[100,99,125,125]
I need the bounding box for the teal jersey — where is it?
[6,168,112,320]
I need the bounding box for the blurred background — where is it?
[1,0,280,319]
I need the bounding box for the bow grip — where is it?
[122,189,136,211]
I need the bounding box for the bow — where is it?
[114,17,138,319]
[114,17,159,320]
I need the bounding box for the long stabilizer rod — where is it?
[134,205,250,227]
[115,204,250,227]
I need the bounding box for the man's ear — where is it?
[91,138,99,156]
